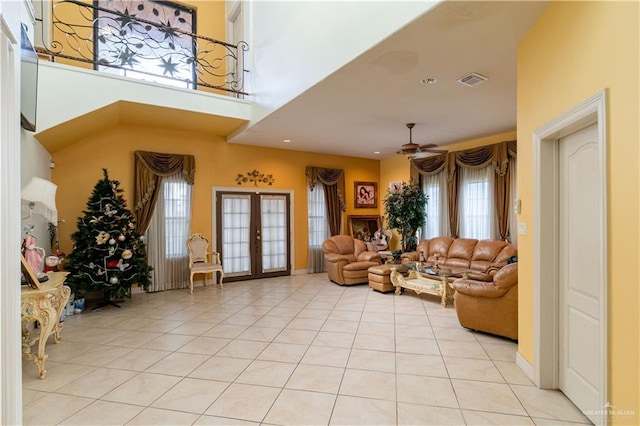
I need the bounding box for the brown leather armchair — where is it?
[453,262,518,340]
[322,235,382,285]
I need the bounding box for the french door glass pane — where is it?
[261,195,287,273]
[222,194,251,275]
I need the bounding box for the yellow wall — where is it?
[379,130,516,251]
[51,125,379,272]
[517,2,639,422]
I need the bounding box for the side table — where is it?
[21,271,70,379]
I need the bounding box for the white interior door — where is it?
[559,123,604,422]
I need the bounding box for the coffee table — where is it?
[389,266,459,307]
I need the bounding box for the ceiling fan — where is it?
[397,123,447,158]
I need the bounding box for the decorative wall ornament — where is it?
[236,170,275,186]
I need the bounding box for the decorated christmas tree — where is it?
[65,169,151,305]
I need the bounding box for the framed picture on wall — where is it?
[354,181,377,208]
[389,180,403,192]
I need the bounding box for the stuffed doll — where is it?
[43,255,60,273]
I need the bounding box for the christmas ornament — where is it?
[96,232,110,244]
[118,235,125,241]
[109,238,116,245]
[107,259,119,268]
[121,249,133,260]
[109,276,119,284]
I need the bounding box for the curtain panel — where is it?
[306,166,346,236]
[410,141,516,240]
[134,151,196,234]
[145,174,192,292]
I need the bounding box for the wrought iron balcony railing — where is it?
[37,0,249,96]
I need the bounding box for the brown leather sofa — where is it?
[402,237,518,340]
[323,235,382,285]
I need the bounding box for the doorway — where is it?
[533,90,608,425]
[214,189,292,281]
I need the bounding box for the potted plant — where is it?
[383,180,427,252]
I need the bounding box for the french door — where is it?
[216,191,291,281]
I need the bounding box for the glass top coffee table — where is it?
[389,265,464,307]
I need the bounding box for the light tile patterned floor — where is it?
[22,273,591,425]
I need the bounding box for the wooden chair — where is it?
[186,233,223,294]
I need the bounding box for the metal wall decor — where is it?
[236,170,275,186]
[38,0,248,96]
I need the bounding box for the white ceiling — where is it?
[229,1,548,159]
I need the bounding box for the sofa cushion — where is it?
[472,240,508,261]
[447,238,478,259]
[427,237,455,259]
[343,261,379,272]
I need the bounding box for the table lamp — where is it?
[21,177,58,224]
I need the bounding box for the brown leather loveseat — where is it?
[323,235,382,285]
[402,237,518,340]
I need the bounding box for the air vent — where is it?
[457,72,488,87]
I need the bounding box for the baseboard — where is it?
[292,268,312,275]
[516,352,536,384]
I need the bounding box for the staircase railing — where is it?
[36,0,249,96]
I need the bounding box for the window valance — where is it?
[306,166,346,236]
[410,141,516,178]
[305,166,346,212]
[409,141,516,240]
[134,151,196,233]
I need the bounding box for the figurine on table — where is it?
[22,227,45,277]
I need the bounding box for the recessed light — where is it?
[373,151,380,154]
[283,139,291,143]
[421,77,437,85]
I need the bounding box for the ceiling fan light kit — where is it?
[397,122,447,158]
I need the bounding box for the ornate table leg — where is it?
[51,285,71,343]
[34,303,58,379]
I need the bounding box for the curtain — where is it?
[145,174,192,292]
[508,155,518,246]
[493,142,510,240]
[307,182,329,273]
[306,166,345,236]
[412,142,516,240]
[459,165,495,240]
[134,151,195,234]
[422,170,449,239]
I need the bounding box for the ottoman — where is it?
[368,264,395,293]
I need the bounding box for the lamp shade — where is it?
[21,177,58,223]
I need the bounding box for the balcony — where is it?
[37,0,248,97]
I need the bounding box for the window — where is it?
[422,171,449,239]
[308,183,328,247]
[145,173,192,291]
[95,0,196,88]
[459,166,495,240]
[307,183,329,273]
[163,179,192,257]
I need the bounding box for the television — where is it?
[20,23,38,132]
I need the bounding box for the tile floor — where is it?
[22,273,592,425]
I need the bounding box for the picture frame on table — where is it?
[21,254,42,289]
[354,181,377,208]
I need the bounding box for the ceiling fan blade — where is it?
[419,147,448,154]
